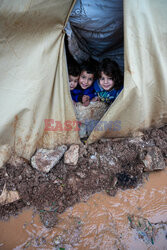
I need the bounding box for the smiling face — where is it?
[79,71,94,89]
[69,75,79,90]
[99,71,115,91]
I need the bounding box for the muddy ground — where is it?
[0,126,166,227]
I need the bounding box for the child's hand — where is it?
[91,96,100,102]
[82,95,90,106]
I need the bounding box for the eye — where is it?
[81,75,85,79]
[109,77,113,80]
[88,78,93,81]
[100,77,104,81]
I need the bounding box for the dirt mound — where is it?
[0,125,166,227]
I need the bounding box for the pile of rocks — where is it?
[0,125,166,208]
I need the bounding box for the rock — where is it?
[112,176,118,187]
[0,144,12,168]
[76,171,86,179]
[0,183,20,205]
[99,154,121,173]
[132,131,144,138]
[64,145,79,165]
[74,101,109,137]
[31,145,67,173]
[128,131,144,144]
[128,137,144,144]
[100,154,115,167]
[8,154,27,167]
[141,146,166,172]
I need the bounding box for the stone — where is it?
[64,145,79,165]
[99,154,121,173]
[8,154,27,167]
[74,101,109,138]
[0,144,12,168]
[128,137,144,144]
[128,131,145,144]
[132,131,144,138]
[31,145,67,173]
[0,184,20,205]
[140,146,166,172]
[76,171,86,179]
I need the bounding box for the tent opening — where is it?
[65,0,124,139]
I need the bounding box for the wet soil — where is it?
[0,125,166,227]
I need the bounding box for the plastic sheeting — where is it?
[0,0,167,159]
[65,0,124,70]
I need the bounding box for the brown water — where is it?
[0,168,167,249]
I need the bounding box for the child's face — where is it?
[99,72,115,91]
[79,71,94,89]
[69,75,79,90]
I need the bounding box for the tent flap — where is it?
[0,0,80,159]
[88,0,167,143]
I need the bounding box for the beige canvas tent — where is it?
[0,0,167,160]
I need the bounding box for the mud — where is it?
[1,167,167,249]
[0,125,166,227]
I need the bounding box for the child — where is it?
[94,58,123,104]
[77,60,97,106]
[68,61,81,103]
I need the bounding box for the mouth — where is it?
[81,83,88,88]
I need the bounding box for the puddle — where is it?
[0,168,167,249]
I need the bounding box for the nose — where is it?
[104,78,108,84]
[84,78,88,84]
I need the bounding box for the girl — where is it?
[94,58,123,104]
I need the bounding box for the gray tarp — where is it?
[65,0,124,70]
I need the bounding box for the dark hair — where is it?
[98,58,123,89]
[80,59,98,77]
[68,61,80,77]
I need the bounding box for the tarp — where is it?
[65,0,124,70]
[0,0,167,159]
[0,0,81,159]
[88,0,167,143]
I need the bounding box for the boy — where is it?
[77,60,97,106]
[68,62,81,103]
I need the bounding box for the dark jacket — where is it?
[71,85,96,102]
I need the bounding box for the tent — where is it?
[0,0,167,160]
